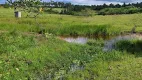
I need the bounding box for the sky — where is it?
[1,0,142,5]
[0,0,5,4]
[51,0,142,5]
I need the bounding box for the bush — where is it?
[98,6,141,15]
[44,9,59,14]
[73,8,96,16]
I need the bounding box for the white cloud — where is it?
[51,0,142,5]
[1,0,142,5]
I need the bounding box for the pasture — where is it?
[0,8,142,80]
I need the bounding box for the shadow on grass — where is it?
[115,40,142,57]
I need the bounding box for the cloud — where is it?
[0,0,142,5]
[96,0,141,3]
[52,0,142,5]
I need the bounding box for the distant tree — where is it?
[122,2,126,7]
[127,3,132,6]
[115,4,121,8]
[3,2,11,8]
[91,5,96,10]
[109,3,115,8]
[103,3,108,8]
[95,5,103,10]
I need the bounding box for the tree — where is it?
[109,3,115,8]
[122,2,126,7]
[103,3,108,8]
[7,0,42,18]
[3,2,11,8]
[115,4,121,8]
[6,0,54,34]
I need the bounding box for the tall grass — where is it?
[1,8,142,36]
[115,39,142,53]
[47,24,113,36]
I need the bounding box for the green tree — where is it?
[7,0,42,18]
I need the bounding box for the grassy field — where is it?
[1,8,142,35]
[0,8,142,79]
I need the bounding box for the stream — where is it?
[60,34,142,51]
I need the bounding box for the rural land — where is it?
[0,0,142,80]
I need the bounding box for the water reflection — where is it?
[60,34,142,51]
[60,37,88,44]
[104,34,142,51]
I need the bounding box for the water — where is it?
[60,34,142,51]
[44,34,142,80]
[104,34,142,51]
[45,63,84,80]
[60,36,88,44]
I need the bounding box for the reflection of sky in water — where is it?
[64,37,88,44]
[104,34,142,51]
[61,34,142,50]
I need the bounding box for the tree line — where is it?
[1,1,142,15]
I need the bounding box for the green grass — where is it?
[0,7,142,79]
[0,31,141,79]
[1,8,142,36]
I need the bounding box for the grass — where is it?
[115,39,142,53]
[1,8,142,36]
[0,7,142,79]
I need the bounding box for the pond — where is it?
[60,34,142,51]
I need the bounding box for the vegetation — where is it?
[1,31,142,80]
[3,1,142,16]
[0,7,142,79]
[1,8,142,35]
[98,6,142,15]
[115,39,142,53]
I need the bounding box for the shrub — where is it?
[98,6,141,15]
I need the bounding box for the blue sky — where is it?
[1,0,142,5]
[0,0,5,4]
